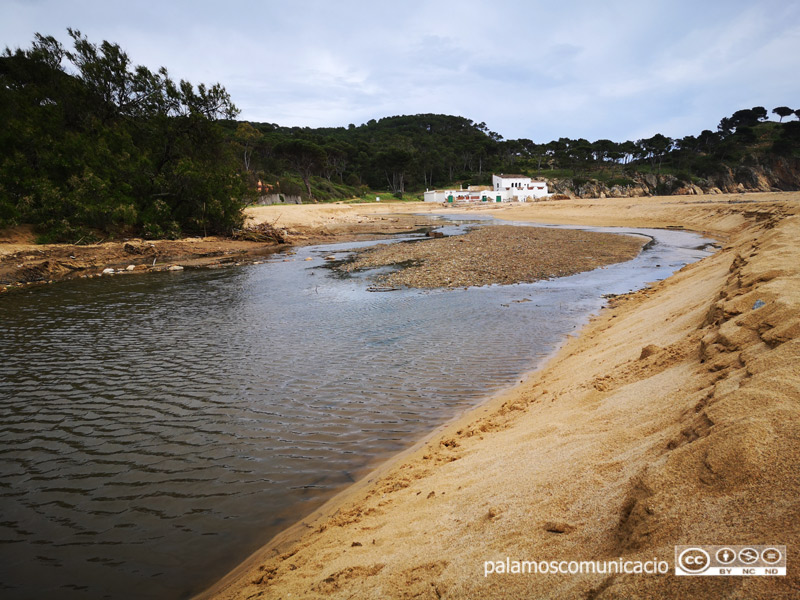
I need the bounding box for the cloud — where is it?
[2,0,799,142]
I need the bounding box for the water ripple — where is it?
[0,224,714,599]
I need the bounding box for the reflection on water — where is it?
[0,222,713,599]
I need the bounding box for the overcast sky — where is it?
[2,0,799,142]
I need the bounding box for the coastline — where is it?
[0,203,440,292]
[199,192,800,599]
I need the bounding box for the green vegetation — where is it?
[237,106,800,203]
[347,191,424,203]
[0,30,246,242]
[221,113,506,202]
[2,30,800,243]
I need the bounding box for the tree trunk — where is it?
[302,173,313,200]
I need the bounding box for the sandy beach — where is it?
[200,193,800,599]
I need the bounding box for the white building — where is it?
[424,174,548,203]
[491,174,549,201]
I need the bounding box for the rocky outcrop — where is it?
[544,156,800,199]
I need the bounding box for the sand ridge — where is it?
[201,193,800,600]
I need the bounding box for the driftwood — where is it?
[232,222,286,244]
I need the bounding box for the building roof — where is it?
[495,173,529,179]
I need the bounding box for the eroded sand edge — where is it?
[202,194,800,600]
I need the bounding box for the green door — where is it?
[496,195,501,202]
[447,194,454,203]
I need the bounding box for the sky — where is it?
[2,0,800,143]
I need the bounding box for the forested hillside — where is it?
[2,30,800,243]
[229,106,800,201]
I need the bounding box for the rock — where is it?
[608,186,625,198]
[167,265,184,271]
[577,181,605,198]
[102,268,115,275]
[628,185,649,197]
[125,265,136,271]
[735,165,772,191]
[304,257,313,261]
[324,255,336,260]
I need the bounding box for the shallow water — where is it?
[0,219,714,599]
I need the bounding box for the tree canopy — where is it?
[0,30,246,241]
[233,105,799,201]
[773,106,795,122]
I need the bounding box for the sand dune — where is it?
[203,193,800,600]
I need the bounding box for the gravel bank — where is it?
[339,224,647,289]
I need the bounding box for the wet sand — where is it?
[339,225,646,289]
[201,193,800,600]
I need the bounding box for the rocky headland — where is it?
[546,156,800,199]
